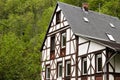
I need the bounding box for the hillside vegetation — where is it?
[0,0,120,80]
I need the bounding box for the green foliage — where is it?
[0,0,120,80]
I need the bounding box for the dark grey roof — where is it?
[58,2,120,50]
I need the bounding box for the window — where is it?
[61,32,66,48]
[96,54,102,72]
[106,33,115,41]
[57,63,62,77]
[51,36,55,51]
[82,57,87,74]
[66,61,71,76]
[83,17,89,22]
[56,11,61,24]
[109,23,115,28]
[46,66,50,79]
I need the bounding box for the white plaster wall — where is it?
[109,74,114,80]
[102,51,106,72]
[55,45,60,58]
[65,56,71,60]
[47,37,50,47]
[78,43,89,55]
[46,49,50,60]
[66,42,70,55]
[87,55,90,74]
[41,72,45,80]
[63,21,69,26]
[88,42,105,53]
[56,57,62,62]
[56,33,60,45]
[46,61,50,65]
[71,66,76,76]
[71,55,75,65]
[79,37,87,44]
[66,28,70,41]
[71,40,76,54]
[78,57,81,76]
[91,54,95,74]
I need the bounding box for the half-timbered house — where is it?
[40,2,120,80]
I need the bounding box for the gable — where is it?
[41,4,70,51]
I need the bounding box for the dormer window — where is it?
[109,23,115,28]
[106,33,115,41]
[51,35,55,51]
[61,32,66,48]
[83,17,89,22]
[56,11,61,24]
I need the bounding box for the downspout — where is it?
[103,50,118,80]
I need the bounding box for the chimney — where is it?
[82,3,89,11]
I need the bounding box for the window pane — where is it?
[67,63,71,75]
[66,61,71,76]
[61,33,66,48]
[46,67,50,79]
[51,36,55,51]
[56,11,61,24]
[84,60,87,74]
[83,58,87,74]
[59,65,62,77]
[98,57,102,71]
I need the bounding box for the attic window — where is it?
[106,33,115,41]
[83,17,89,22]
[56,11,61,24]
[109,23,115,28]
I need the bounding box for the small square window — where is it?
[56,11,61,24]
[61,32,66,48]
[46,66,50,79]
[57,63,62,77]
[66,61,71,76]
[106,33,115,41]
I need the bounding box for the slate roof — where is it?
[57,2,120,51]
[40,2,120,51]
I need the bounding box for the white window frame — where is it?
[61,32,66,48]
[83,57,87,75]
[46,66,50,79]
[96,54,102,72]
[106,33,115,41]
[58,63,62,78]
[66,61,71,76]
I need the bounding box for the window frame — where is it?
[66,60,71,76]
[82,57,87,75]
[96,54,102,72]
[61,32,66,48]
[56,11,61,24]
[50,35,55,51]
[46,65,50,79]
[57,62,62,78]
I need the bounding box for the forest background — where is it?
[0,0,120,80]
